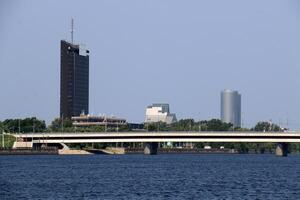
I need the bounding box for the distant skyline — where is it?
[0,0,300,129]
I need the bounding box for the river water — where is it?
[1,154,300,199]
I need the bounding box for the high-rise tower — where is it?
[60,20,89,118]
[220,89,241,127]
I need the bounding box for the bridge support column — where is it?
[144,142,158,155]
[276,143,288,157]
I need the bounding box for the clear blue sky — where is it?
[1,0,300,129]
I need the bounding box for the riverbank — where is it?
[126,147,239,154]
[0,147,58,155]
[0,147,278,155]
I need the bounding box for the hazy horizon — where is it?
[1,0,300,129]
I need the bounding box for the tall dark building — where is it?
[60,40,89,118]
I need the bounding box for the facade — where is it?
[60,40,89,118]
[220,89,241,127]
[72,114,127,127]
[145,103,177,124]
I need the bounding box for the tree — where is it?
[49,118,73,132]
[253,121,281,132]
[169,119,194,131]
[2,117,46,133]
[0,121,3,132]
[200,119,232,131]
[145,122,168,131]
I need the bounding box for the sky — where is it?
[0,0,300,129]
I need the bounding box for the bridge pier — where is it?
[276,143,289,157]
[144,142,158,155]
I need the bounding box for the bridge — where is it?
[12,131,300,156]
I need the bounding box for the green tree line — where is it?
[0,117,284,133]
[145,119,282,132]
[1,117,46,133]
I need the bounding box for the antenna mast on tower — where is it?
[71,18,74,44]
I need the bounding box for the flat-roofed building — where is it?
[60,40,89,118]
[145,103,177,124]
[72,114,126,127]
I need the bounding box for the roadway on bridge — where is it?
[12,132,300,143]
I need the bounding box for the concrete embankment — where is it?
[126,148,238,154]
[0,147,126,155]
[58,148,125,155]
[0,148,58,155]
[101,147,125,154]
[0,147,243,155]
[58,149,93,155]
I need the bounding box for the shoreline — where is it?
[0,147,278,155]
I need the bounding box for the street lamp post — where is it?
[2,129,4,148]
[61,114,64,133]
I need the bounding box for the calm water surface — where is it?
[1,154,300,199]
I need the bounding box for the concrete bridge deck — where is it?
[11,131,300,156]
[12,131,300,143]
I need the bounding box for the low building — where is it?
[71,114,127,127]
[145,103,177,124]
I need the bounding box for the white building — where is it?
[145,103,177,124]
